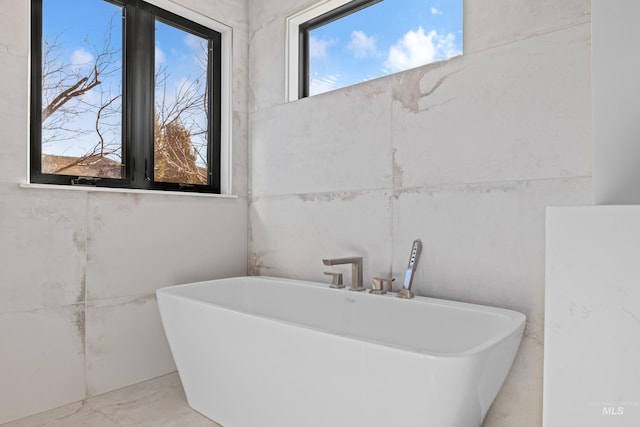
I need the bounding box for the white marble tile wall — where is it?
[545,207,640,426]
[592,0,640,204]
[0,0,249,423]
[85,295,176,397]
[251,80,393,196]
[248,0,592,426]
[463,0,590,53]
[0,305,87,424]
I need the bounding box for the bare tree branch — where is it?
[41,14,121,151]
[95,94,121,157]
[42,72,99,122]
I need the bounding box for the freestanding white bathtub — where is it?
[157,276,525,427]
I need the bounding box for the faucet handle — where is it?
[324,271,345,289]
[370,277,395,295]
[396,288,415,299]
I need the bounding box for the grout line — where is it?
[462,18,591,59]
[83,192,90,400]
[250,175,593,200]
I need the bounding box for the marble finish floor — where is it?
[1,373,220,427]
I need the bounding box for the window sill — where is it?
[19,183,239,199]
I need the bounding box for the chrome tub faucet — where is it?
[322,257,365,291]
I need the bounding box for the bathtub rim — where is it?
[156,275,526,359]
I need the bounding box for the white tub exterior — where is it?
[157,276,525,427]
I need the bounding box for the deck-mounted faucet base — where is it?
[322,257,364,291]
[324,271,345,289]
[370,277,394,295]
[396,289,414,299]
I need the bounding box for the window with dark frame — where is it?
[30,0,222,193]
[297,0,463,99]
[299,0,380,99]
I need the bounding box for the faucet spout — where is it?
[322,257,364,291]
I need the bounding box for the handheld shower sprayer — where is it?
[397,239,422,299]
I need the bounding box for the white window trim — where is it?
[19,182,238,198]
[27,0,236,196]
[285,0,352,103]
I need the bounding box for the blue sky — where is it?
[41,0,122,158]
[41,0,206,160]
[309,0,463,95]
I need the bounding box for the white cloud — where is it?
[155,45,166,69]
[81,88,99,105]
[309,74,341,96]
[348,30,377,58]
[309,35,334,60]
[182,34,207,69]
[70,48,94,70]
[385,27,461,73]
[431,7,443,15]
[435,32,461,59]
[183,34,204,50]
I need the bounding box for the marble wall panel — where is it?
[545,206,640,425]
[250,80,393,197]
[392,178,592,313]
[231,30,250,115]
[231,30,250,198]
[0,1,29,184]
[0,305,86,424]
[465,0,590,53]
[0,0,29,54]
[85,192,247,301]
[0,68,28,184]
[249,0,315,33]
[391,23,591,189]
[248,15,288,112]
[249,190,393,285]
[232,110,249,197]
[85,294,176,397]
[592,0,640,204]
[0,185,88,313]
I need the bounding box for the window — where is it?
[31,0,224,193]
[289,0,463,99]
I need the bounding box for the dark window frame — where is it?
[30,0,222,193]
[298,0,381,99]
